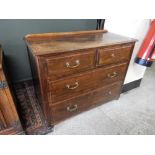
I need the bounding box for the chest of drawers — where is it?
[25,30,136,126]
[0,46,24,134]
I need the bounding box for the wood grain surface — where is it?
[25,30,136,55]
[25,30,136,126]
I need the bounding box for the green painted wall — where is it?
[0,19,96,82]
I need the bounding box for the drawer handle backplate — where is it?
[66,60,80,68]
[66,82,79,90]
[67,104,78,112]
[107,72,118,78]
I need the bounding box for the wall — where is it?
[105,19,151,84]
[0,19,96,82]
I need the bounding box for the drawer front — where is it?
[50,82,122,124]
[98,44,133,66]
[45,50,96,80]
[48,63,127,103]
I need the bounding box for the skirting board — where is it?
[122,79,142,93]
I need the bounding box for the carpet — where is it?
[14,80,52,135]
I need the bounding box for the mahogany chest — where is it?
[25,30,136,127]
[0,46,24,135]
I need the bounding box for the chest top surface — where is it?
[24,30,136,56]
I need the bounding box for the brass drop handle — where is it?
[66,60,80,68]
[111,53,115,57]
[66,82,79,90]
[67,104,78,112]
[107,72,118,78]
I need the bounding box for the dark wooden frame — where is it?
[0,46,24,135]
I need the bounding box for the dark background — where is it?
[0,19,96,82]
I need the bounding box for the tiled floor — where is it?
[48,63,155,135]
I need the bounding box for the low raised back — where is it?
[25,30,108,41]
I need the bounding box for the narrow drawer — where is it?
[48,63,127,103]
[45,49,96,80]
[97,44,133,66]
[50,81,122,124]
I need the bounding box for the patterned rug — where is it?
[14,80,53,135]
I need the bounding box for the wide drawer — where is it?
[97,44,133,66]
[48,62,127,103]
[45,49,96,80]
[50,81,122,124]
